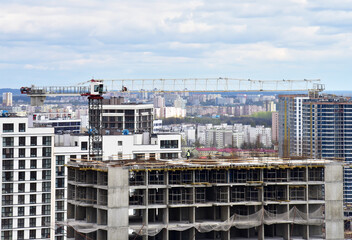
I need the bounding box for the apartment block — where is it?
[0,117,56,240]
[65,157,343,240]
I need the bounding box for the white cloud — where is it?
[0,0,351,89]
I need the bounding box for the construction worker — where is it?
[186,150,191,160]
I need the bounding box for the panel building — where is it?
[0,117,56,240]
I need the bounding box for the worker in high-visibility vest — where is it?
[186,150,191,160]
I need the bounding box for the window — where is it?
[18,219,24,228]
[18,148,25,158]
[42,147,51,157]
[42,193,51,203]
[56,201,64,211]
[56,190,64,200]
[3,123,14,132]
[2,183,13,193]
[30,218,36,227]
[30,206,36,216]
[18,183,25,192]
[160,140,179,149]
[42,159,51,169]
[29,230,36,239]
[57,166,64,176]
[56,156,64,165]
[19,137,25,146]
[3,172,13,182]
[18,172,25,181]
[18,195,24,204]
[3,148,14,158]
[81,141,88,150]
[19,160,25,169]
[18,207,24,216]
[56,178,64,188]
[30,137,37,146]
[42,205,50,215]
[30,172,37,181]
[30,148,37,157]
[30,160,37,169]
[3,137,14,147]
[41,228,50,238]
[30,183,36,192]
[1,230,12,240]
[70,155,76,160]
[1,219,12,229]
[42,182,51,192]
[42,170,51,180]
[2,207,12,217]
[42,217,50,226]
[42,136,51,146]
[160,153,179,159]
[81,155,88,159]
[2,160,13,170]
[19,123,26,132]
[30,195,36,204]
[118,141,123,146]
[56,212,64,221]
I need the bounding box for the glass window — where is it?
[19,160,25,169]
[19,137,25,146]
[42,147,51,157]
[56,156,65,165]
[42,136,51,146]
[42,159,51,169]
[30,137,37,146]
[42,205,50,215]
[18,195,24,204]
[30,195,36,204]
[30,160,37,169]
[30,206,36,216]
[18,207,24,216]
[30,183,36,192]
[29,230,36,239]
[2,160,13,170]
[2,195,12,205]
[18,183,25,192]
[2,148,14,158]
[42,193,51,203]
[30,218,36,227]
[1,230,12,240]
[2,172,13,182]
[18,148,25,158]
[2,207,12,217]
[30,148,37,157]
[3,123,14,132]
[18,219,24,228]
[42,170,51,180]
[19,123,26,132]
[1,219,12,229]
[160,140,179,149]
[2,183,13,193]
[30,172,37,181]
[81,141,88,150]
[2,137,14,147]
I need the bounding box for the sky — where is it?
[0,0,352,90]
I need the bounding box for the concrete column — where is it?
[325,164,344,240]
[107,167,129,240]
[221,206,230,240]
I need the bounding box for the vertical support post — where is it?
[88,96,103,161]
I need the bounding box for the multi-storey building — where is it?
[2,93,12,107]
[29,114,82,134]
[102,97,153,134]
[66,157,343,240]
[0,117,56,240]
[279,94,352,215]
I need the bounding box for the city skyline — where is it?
[0,0,352,89]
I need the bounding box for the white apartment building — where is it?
[0,117,56,240]
[2,93,12,107]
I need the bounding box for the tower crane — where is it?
[21,78,323,161]
[21,80,105,160]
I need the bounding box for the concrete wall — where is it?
[325,163,344,240]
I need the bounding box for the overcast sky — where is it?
[1,0,352,90]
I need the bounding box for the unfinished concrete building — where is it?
[65,158,343,240]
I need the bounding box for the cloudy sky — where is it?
[1,0,352,90]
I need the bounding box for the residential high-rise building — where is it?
[0,117,56,240]
[279,93,352,215]
[271,112,279,143]
[2,93,12,107]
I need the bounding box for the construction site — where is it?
[65,157,343,240]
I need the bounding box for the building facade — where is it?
[0,117,56,240]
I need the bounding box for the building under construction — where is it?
[65,157,343,240]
